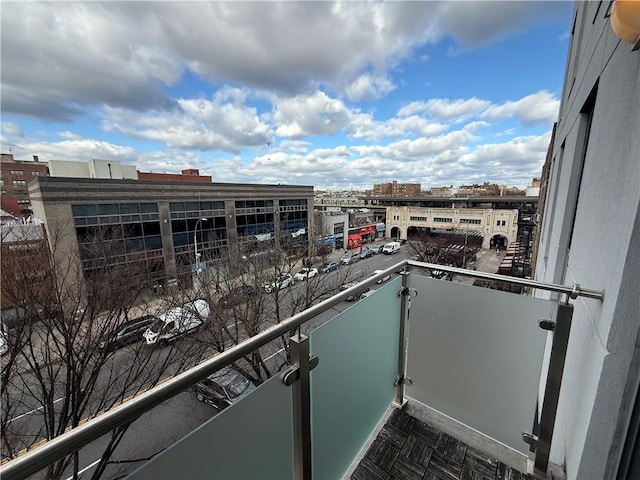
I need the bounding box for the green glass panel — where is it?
[406,276,551,454]
[310,278,402,479]
[129,373,293,479]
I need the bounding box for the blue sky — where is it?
[1,1,574,190]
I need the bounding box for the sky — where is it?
[0,1,574,191]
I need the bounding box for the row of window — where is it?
[9,170,41,176]
[73,203,159,217]
[460,219,482,225]
[433,217,453,223]
[170,201,225,212]
[496,220,507,226]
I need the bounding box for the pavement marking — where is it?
[65,458,101,480]
[9,396,65,423]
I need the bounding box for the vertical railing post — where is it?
[533,301,573,477]
[289,334,313,480]
[394,268,411,407]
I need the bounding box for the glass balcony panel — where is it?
[406,276,552,454]
[129,373,293,479]
[310,277,402,479]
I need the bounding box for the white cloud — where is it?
[344,74,396,102]
[274,91,352,138]
[482,91,560,124]
[101,95,272,152]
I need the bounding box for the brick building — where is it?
[0,154,49,218]
[372,180,421,197]
[137,168,212,183]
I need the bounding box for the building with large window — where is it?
[29,177,313,288]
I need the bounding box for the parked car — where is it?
[369,245,383,255]
[143,299,210,347]
[340,252,360,265]
[372,269,392,284]
[294,267,319,281]
[359,249,374,259]
[99,315,159,351]
[262,273,294,293]
[382,241,401,254]
[217,285,256,309]
[340,281,370,301]
[193,367,256,410]
[321,261,339,273]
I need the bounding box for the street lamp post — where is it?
[194,217,208,274]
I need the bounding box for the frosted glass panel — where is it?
[310,278,402,480]
[129,373,293,479]
[406,276,551,454]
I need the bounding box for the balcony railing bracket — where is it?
[282,355,319,387]
[398,287,418,298]
[522,432,538,448]
[394,374,413,387]
[538,319,556,331]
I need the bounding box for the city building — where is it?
[137,168,212,183]
[29,177,313,289]
[372,180,421,197]
[0,154,49,217]
[531,1,640,477]
[48,159,137,179]
[428,185,454,196]
[385,205,518,249]
[0,217,51,326]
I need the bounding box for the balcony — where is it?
[0,260,603,480]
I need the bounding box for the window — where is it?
[433,217,452,223]
[410,216,428,222]
[10,170,23,176]
[12,180,26,186]
[32,171,41,177]
[460,219,481,225]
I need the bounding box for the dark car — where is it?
[359,249,374,259]
[321,261,339,273]
[218,285,256,309]
[193,367,256,410]
[98,315,158,351]
[369,245,383,255]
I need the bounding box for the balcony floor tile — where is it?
[351,409,534,480]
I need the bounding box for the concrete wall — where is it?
[535,2,640,478]
[48,159,137,179]
[385,205,518,248]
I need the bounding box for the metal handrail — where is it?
[407,259,605,301]
[0,261,604,479]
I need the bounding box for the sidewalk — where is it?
[454,248,502,285]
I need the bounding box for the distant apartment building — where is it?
[429,185,454,197]
[137,168,212,183]
[457,182,501,196]
[0,154,49,218]
[372,180,421,197]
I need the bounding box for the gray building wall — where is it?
[29,177,314,286]
[535,2,640,478]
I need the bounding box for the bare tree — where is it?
[0,221,209,479]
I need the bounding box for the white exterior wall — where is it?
[48,160,91,177]
[535,2,640,478]
[48,159,137,179]
[385,206,518,248]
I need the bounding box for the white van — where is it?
[382,241,401,255]
[143,299,210,347]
